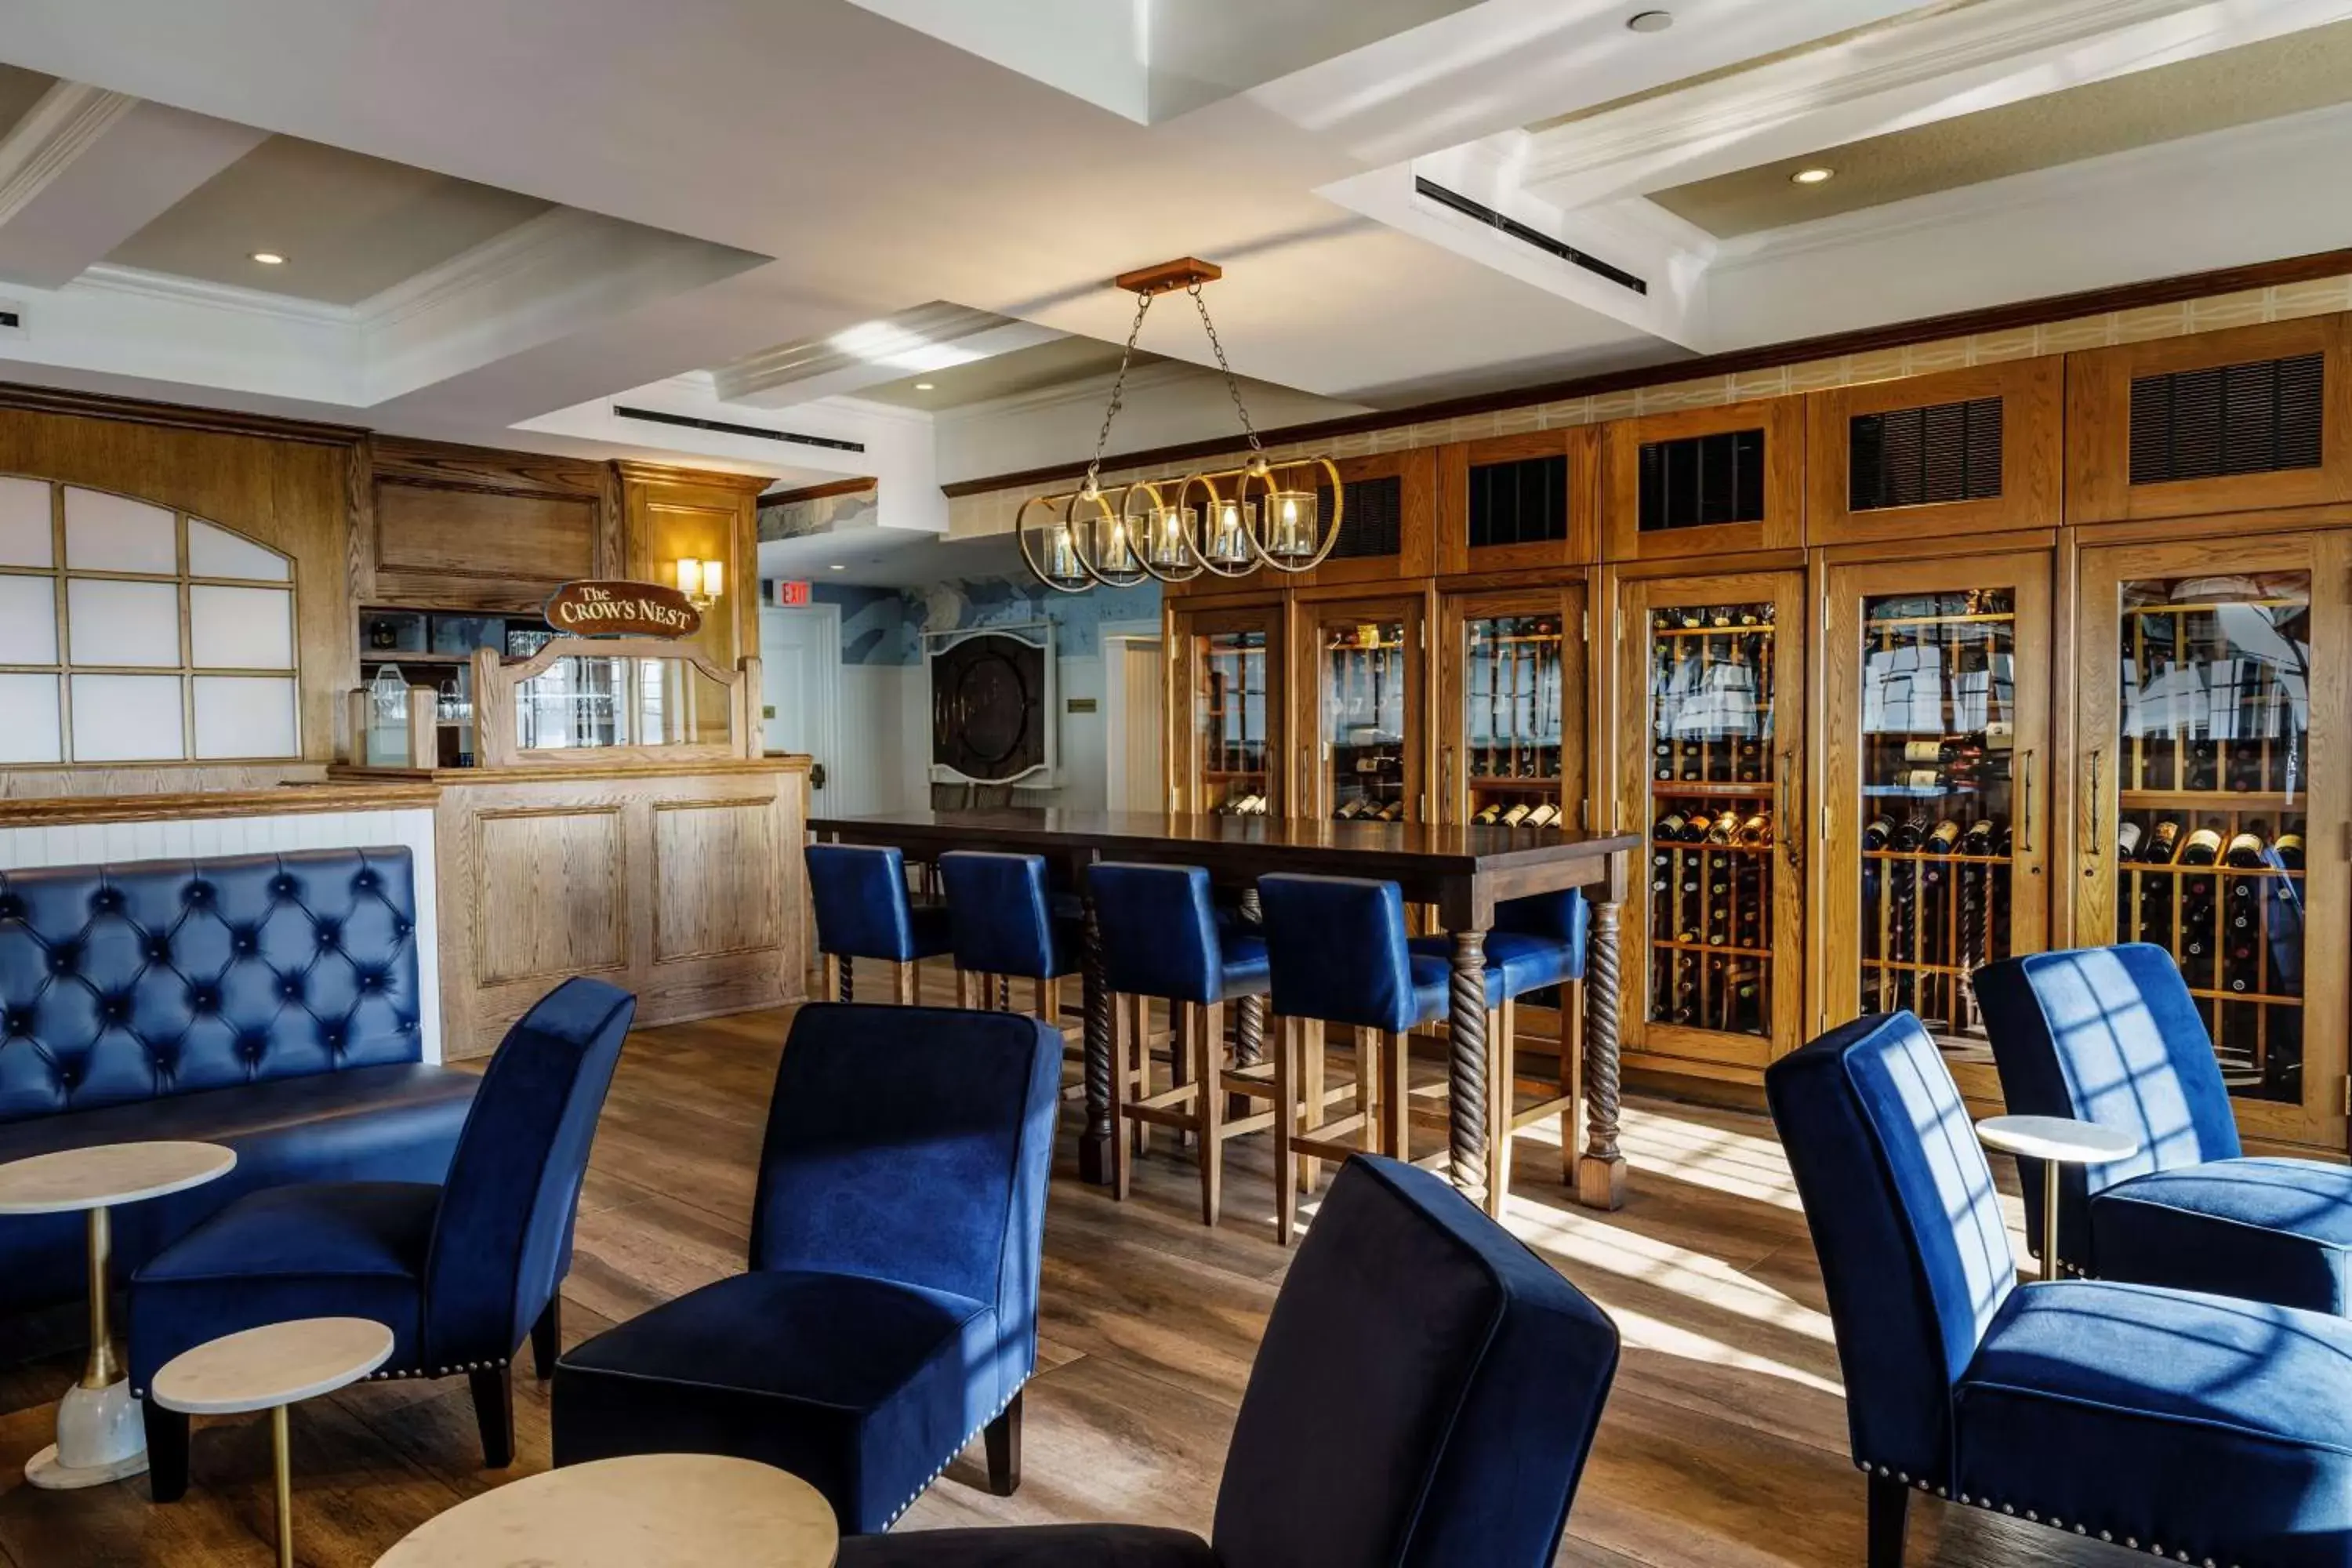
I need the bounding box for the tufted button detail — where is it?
[279,978,300,1000]
[355,871,377,891]
[359,971,381,992]
[189,986,219,1014]
[232,928,256,956]
[270,877,296,898]
[322,1025,345,1051]
[0,895,21,921]
[100,996,130,1025]
[3,1008,29,1036]
[239,1034,267,1063]
[392,920,409,939]
[184,883,212,907]
[145,937,170,964]
[92,890,122,913]
[48,946,76,976]
[316,922,340,949]
[58,1065,78,1090]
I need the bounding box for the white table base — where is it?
[24,1377,147,1487]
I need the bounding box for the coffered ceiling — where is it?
[0,0,2347,571]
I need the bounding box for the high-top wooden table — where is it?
[808,809,1640,1212]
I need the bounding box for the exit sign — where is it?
[770,579,812,607]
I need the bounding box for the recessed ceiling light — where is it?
[913,381,935,390]
[249,251,287,266]
[1626,9,1672,31]
[828,564,846,571]
[1791,167,1835,185]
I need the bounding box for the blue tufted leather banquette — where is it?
[0,848,477,1327]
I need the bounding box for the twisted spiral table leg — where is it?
[1234,888,1266,1070]
[1080,898,1115,1185]
[838,960,854,1004]
[1577,895,1628,1210]
[1447,930,1489,1204]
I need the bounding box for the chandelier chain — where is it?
[1189,281,1264,452]
[1082,289,1155,495]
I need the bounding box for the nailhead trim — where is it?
[1853,1458,2237,1568]
[880,1377,1031,1530]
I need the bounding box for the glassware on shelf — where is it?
[1193,628,1272,814]
[1644,602,1777,1037]
[1323,620,1406,820]
[1463,614,1563,826]
[2113,573,2310,1102]
[1856,588,2020,1046]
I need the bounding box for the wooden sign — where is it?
[543,580,702,639]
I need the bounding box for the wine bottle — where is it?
[1474,803,1504,826]
[1926,820,1962,855]
[1902,740,1949,764]
[2188,739,2220,791]
[1961,820,1996,858]
[2178,827,2223,866]
[1654,810,1688,841]
[1377,799,1405,822]
[1653,741,1674,781]
[1862,817,1893,852]
[1706,811,1739,844]
[1892,818,1926,852]
[2116,819,2143,861]
[1525,803,1559,828]
[2145,819,2183,863]
[1897,768,1942,789]
[1499,803,1532,827]
[1736,813,1772,847]
[2223,830,2267,867]
[2275,831,2306,869]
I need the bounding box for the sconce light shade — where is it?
[676,557,703,597]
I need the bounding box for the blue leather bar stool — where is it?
[1473,890,1589,1200]
[806,844,953,1005]
[1090,862,1274,1224]
[1258,873,1507,1245]
[938,851,1083,1029]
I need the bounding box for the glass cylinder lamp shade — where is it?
[1016,494,1095,594]
[1128,480,1203,583]
[1073,487,1148,590]
[1181,474,1258,579]
[1242,457,1343,573]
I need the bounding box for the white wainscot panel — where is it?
[63,488,176,574]
[0,673,61,764]
[190,585,293,669]
[0,478,49,568]
[67,579,180,666]
[0,808,445,1063]
[0,575,56,663]
[187,519,289,583]
[192,675,299,759]
[68,673,185,760]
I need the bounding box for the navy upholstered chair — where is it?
[834,1155,1621,1568]
[131,976,636,1497]
[1090,862,1272,1222]
[1769,1009,2352,1568]
[1454,888,1589,1194]
[807,844,953,1005]
[1976,943,2352,1310]
[551,1002,1063,1536]
[1258,874,1514,1243]
[938,851,1082,1024]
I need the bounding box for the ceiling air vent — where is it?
[2128,351,2322,486]
[1638,430,1765,533]
[1467,455,1570,550]
[613,405,865,455]
[0,304,21,336]
[1414,178,1646,296]
[1849,396,2002,511]
[1316,474,1403,561]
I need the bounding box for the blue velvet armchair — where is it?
[550,1002,1064,1536]
[1976,944,2352,1309]
[833,1155,1621,1567]
[1769,1009,2352,1568]
[130,976,636,1498]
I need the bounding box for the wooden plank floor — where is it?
[0,984,2143,1566]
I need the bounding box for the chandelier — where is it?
[1017,258,1343,594]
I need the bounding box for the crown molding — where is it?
[0,81,138,229]
[71,263,358,327]
[356,207,607,332]
[713,302,1017,401]
[1708,99,2352,272]
[1519,0,2342,200]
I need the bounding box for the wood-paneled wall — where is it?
[358,437,619,612]
[0,392,358,794]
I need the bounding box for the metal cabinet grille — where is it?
[1316,474,1403,560]
[1637,430,1766,532]
[1466,455,1570,550]
[1849,396,2002,510]
[2129,351,2324,485]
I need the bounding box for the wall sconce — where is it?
[674,557,724,610]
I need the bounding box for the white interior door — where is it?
[761,604,841,807]
[1105,636,1165,812]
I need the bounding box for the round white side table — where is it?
[0,1140,236,1488]
[372,1453,839,1568]
[1976,1114,2140,1283]
[152,1316,394,1568]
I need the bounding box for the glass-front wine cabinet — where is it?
[1820,554,2051,1080]
[1298,594,1427,822]
[2075,532,2350,1148]
[1167,599,1286,816]
[1615,572,1806,1070]
[1436,584,1586,828]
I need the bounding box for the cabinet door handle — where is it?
[2021,748,2037,855]
[2086,747,2105,877]
[1778,753,1803,873]
[1441,745,1454,824]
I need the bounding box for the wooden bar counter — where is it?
[333,757,811,1058]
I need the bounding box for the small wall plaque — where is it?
[1067,697,1098,713]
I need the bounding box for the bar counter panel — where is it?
[337,760,811,1058]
